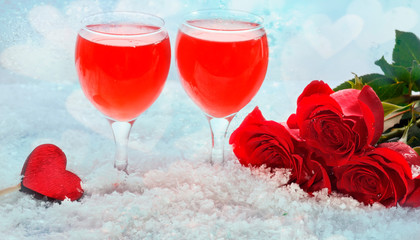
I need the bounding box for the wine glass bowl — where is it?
[175,9,269,164]
[75,12,171,172]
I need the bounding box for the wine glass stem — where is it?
[108,120,134,172]
[206,114,235,165]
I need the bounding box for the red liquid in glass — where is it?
[75,24,171,121]
[176,20,269,118]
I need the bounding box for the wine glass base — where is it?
[108,119,135,174]
[114,162,128,173]
[206,113,236,165]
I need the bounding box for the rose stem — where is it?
[0,183,21,197]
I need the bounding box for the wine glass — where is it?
[175,9,269,164]
[75,12,171,172]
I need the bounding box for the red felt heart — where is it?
[21,144,84,201]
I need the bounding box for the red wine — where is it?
[176,19,268,118]
[75,24,171,121]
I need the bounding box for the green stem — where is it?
[385,108,411,121]
[400,104,417,144]
[407,95,420,102]
[379,128,405,143]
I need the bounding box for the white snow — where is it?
[1,0,420,239]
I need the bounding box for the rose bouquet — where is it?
[229,30,420,208]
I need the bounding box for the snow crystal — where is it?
[412,165,420,179]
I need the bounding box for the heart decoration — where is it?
[0,144,84,201]
[20,144,84,201]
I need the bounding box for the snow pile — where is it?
[1,0,420,239]
[2,160,420,239]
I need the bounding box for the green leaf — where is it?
[411,61,420,91]
[358,73,389,84]
[333,81,353,91]
[392,30,420,68]
[375,56,410,84]
[359,74,403,101]
[375,81,407,101]
[366,76,396,92]
[382,102,406,117]
[413,147,420,156]
[383,102,411,131]
[333,73,401,101]
[375,56,394,77]
[384,113,403,132]
[334,73,390,91]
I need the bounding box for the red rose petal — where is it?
[296,94,343,126]
[402,176,420,207]
[371,147,412,179]
[297,80,334,104]
[300,159,332,194]
[357,100,376,146]
[331,89,363,117]
[378,142,420,167]
[287,113,298,129]
[358,85,384,145]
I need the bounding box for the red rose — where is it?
[229,107,305,182]
[229,107,331,193]
[287,80,383,166]
[378,142,420,207]
[333,147,413,207]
